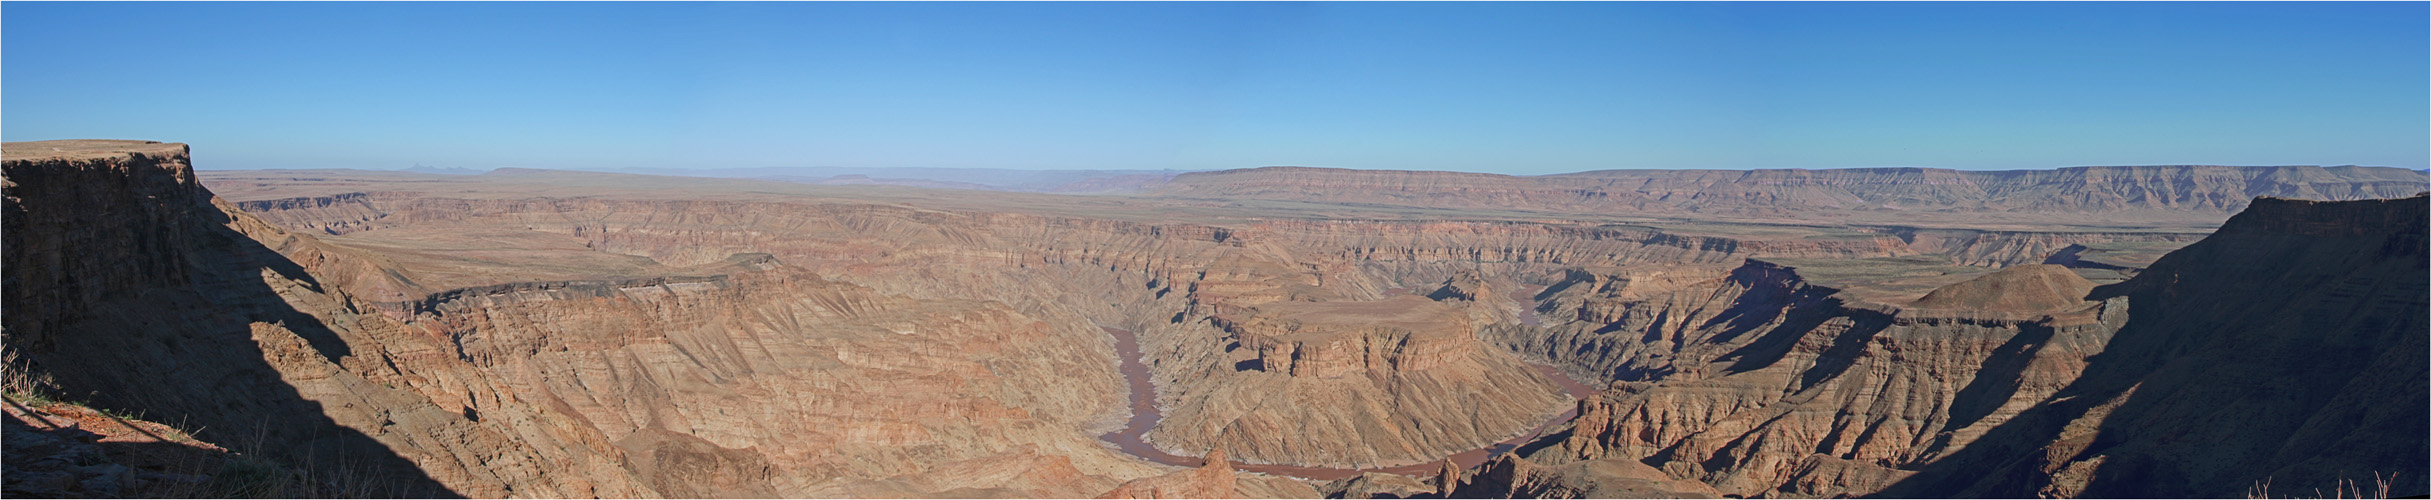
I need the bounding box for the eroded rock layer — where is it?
[1150,296,1569,469]
[395,264,1148,497]
[1884,195,2430,498]
[198,172,1959,472]
[2,141,1161,498]
[1476,195,2428,498]
[20,140,2422,498]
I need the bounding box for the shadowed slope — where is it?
[1455,196,2424,498]
[3,141,468,497]
[1878,195,2430,498]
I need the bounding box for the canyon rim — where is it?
[2,139,2424,498]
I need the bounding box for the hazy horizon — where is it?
[174,159,2429,177]
[6,2,2426,173]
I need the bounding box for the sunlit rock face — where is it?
[1149,295,1570,469]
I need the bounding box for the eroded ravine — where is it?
[1096,284,1596,481]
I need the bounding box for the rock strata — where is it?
[1495,195,2427,498]
[28,139,2417,498]
[1157,296,1572,469]
[2,140,1157,498]
[1880,195,2430,498]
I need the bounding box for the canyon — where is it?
[4,139,2424,498]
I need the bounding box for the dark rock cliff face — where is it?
[1880,195,2429,498]
[3,141,205,351]
[3,141,490,496]
[1473,194,2428,498]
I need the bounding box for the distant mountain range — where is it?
[1152,165,2430,214]
[368,163,2430,222]
[571,166,1202,193]
[529,165,2426,214]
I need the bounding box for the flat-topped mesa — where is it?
[2216,195,2431,238]
[1157,166,1677,213]
[387,274,736,317]
[1156,164,2426,216]
[1,139,191,164]
[1221,295,1476,378]
[1185,255,1334,317]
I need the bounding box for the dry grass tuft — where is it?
[2248,472,2400,499]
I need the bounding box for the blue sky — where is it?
[4,2,2425,173]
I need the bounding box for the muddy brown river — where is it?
[1097,284,1596,481]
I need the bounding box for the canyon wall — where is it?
[2,141,1160,497]
[1881,195,2430,498]
[1471,195,2428,498]
[5,141,597,497]
[33,144,2416,498]
[391,264,1148,498]
[201,165,2417,483]
[207,181,1964,471]
[1154,296,1570,468]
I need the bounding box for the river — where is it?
[1095,284,1597,481]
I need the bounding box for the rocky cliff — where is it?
[64,146,2413,497]
[194,175,1958,477]
[4,141,208,350]
[390,263,1146,497]
[1474,195,2427,498]
[1880,195,2430,498]
[6,141,560,496]
[1152,296,1570,469]
[2,140,1162,497]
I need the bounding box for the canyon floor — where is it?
[5,140,2425,498]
